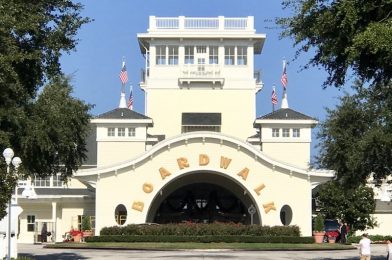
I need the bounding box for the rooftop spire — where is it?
[281,89,289,109]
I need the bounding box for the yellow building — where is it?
[12,16,340,245]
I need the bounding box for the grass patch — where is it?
[45,242,355,251]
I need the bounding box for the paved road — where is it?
[19,243,389,260]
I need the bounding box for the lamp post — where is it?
[3,148,22,260]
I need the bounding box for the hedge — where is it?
[100,223,301,237]
[86,235,314,243]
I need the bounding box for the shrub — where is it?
[99,223,301,237]
[314,214,324,232]
[81,216,92,231]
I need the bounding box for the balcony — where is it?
[148,16,255,32]
[179,65,224,85]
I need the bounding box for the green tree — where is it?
[316,181,376,231]
[317,82,392,186]
[0,0,90,218]
[278,0,392,88]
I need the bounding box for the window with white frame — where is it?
[209,46,218,64]
[128,127,135,137]
[283,128,290,137]
[272,128,280,137]
[237,46,247,65]
[224,46,235,65]
[168,46,178,65]
[185,46,194,64]
[107,128,115,137]
[34,176,50,187]
[156,45,166,65]
[196,46,206,54]
[293,128,300,138]
[118,128,125,137]
[52,174,63,187]
[27,215,35,232]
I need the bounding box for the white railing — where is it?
[224,18,248,30]
[149,16,254,31]
[184,17,219,29]
[155,17,179,29]
[181,65,221,78]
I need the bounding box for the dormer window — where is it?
[282,128,290,137]
[293,128,300,138]
[272,128,280,137]
[128,127,136,137]
[118,128,125,137]
[107,128,115,137]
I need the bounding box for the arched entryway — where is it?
[146,170,261,224]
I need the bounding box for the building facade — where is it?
[10,16,391,247]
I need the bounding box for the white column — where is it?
[51,202,57,242]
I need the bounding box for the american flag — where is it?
[281,60,288,89]
[127,90,133,110]
[271,87,278,105]
[119,62,128,85]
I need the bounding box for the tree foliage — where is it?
[278,0,392,88]
[316,181,376,231]
[0,0,91,218]
[317,82,392,186]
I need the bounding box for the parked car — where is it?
[324,219,340,242]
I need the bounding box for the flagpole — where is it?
[119,57,128,108]
[121,57,126,94]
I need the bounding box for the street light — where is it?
[3,148,22,260]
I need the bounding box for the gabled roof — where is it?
[256,108,316,121]
[95,108,151,120]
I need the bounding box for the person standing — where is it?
[41,223,47,243]
[387,240,392,260]
[358,233,371,260]
[340,222,348,244]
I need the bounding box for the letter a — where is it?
[237,168,249,180]
[220,156,232,169]
[159,167,171,180]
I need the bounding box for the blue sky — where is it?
[60,0,345,160]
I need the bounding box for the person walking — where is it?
[358,233,371,260]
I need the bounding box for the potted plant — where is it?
[81,216,93,238]
[313,214,325,243]
[327,230,339,243]
[69,228,83,242]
